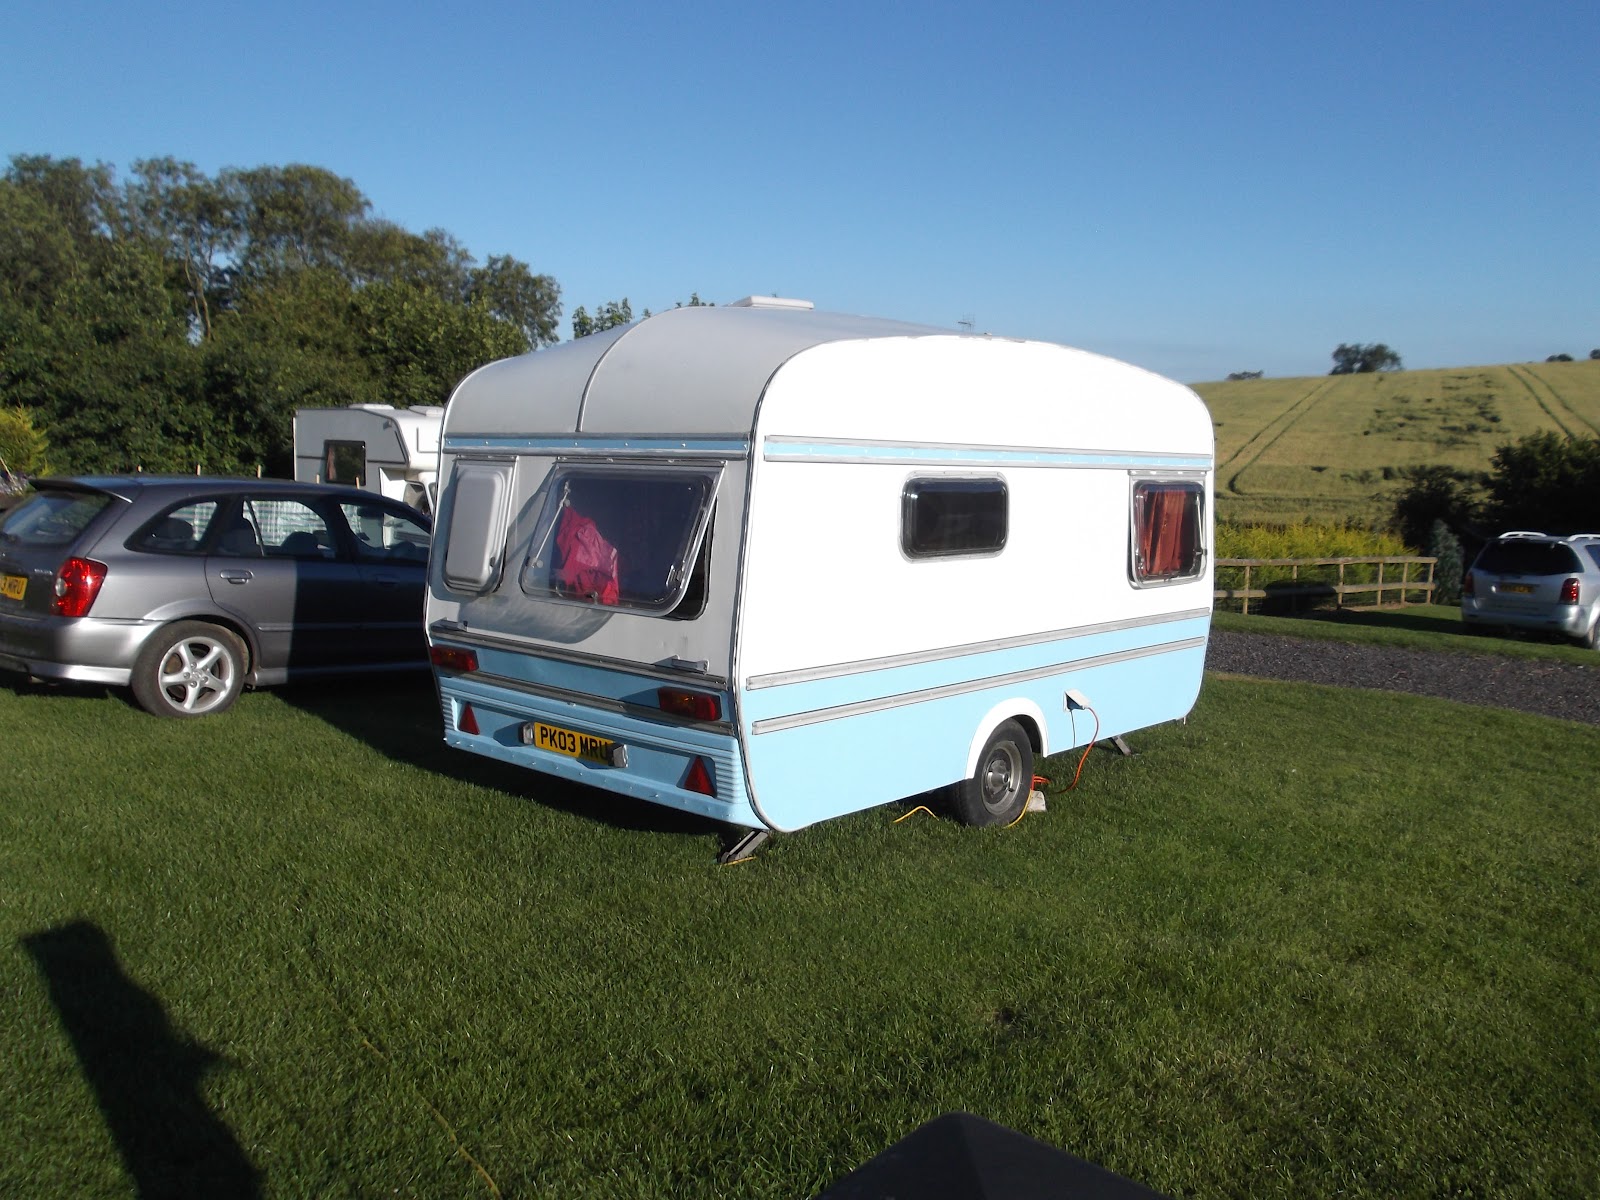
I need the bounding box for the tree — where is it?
[1330,343,1402,374]
[1546,353,1574,362]
[1226,370,1263,381]
[1482,432,1600,534]
[571,298,633,338]
[0,405,49,479]
[125,157,238,340]
[468,255,561,349]
[1390,464,1484,550]
[1590,349,1599,361]
[1427,520,1464,605]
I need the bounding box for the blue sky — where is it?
[4,1,1595,382]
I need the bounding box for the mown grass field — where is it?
[3,656,1598,1198]
[1195,359,1600,527]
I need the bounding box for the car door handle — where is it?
[218,569,254,584]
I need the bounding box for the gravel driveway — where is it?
[1207,630,1600,726]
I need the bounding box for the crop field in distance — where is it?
[1194,359,1600,527]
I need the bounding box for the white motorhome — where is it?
[425,299,1213,857]
[293,404,444,514]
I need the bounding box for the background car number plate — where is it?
[530,721,615,764]
[0,574,25,601]
[1501,583,1536,594]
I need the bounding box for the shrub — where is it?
[1428,520,1463,605]
[1215,521,1416,608]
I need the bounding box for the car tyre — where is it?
[131,621,246,718]
[946,719,1034,827]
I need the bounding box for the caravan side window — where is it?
[323,440,367,487]
[902,477,1008,558]
[519,464,719,616]
[1131,480,1205,584]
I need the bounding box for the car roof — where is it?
[30,475,402,505]
[1494,530,1600,544]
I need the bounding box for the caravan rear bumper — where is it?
[435,672,761,828]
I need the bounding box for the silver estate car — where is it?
[0,476,431,716]
[1462,530,1600,648]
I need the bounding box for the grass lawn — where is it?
[2,672,1597,1197]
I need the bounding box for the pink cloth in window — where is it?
[555,509,620,605]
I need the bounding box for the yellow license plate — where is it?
[1501,583,1536,594]
[529,720,616,764]
[0,574,25,601]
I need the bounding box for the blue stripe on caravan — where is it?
[443,435,751,455]
[762,437,1212,470]
[739,613,1212,736]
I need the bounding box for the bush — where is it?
[1390,465,1484,551]
[1215,521,1415,609]
[1484,432,1600,534]
[1428,520,1463,605]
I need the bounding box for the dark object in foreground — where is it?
[816,1111,1169,1199]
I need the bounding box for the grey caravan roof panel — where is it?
[443,305,944,439]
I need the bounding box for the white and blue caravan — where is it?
[425,298,1213,855]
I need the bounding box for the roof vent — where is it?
[728,296,814,311]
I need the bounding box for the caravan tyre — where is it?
[949,720,1034,827]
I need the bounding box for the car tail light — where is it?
[658,687,722,721]
[457,703,479,734]
[1561,577,1581,605]
[52,557,107,617]
[1462,571,1475,597]
[430,645,479,672]
[683,756,716,797]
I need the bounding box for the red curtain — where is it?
[555,509,621,605]
[1139,486,1196,577]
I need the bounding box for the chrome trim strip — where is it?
[762,435,1212,471]
[443,435,751,459]
[749,637,1207,735]
[744,608,1210,690]
[429,621,731,690]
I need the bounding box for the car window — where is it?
[240,498,337,560]
[1475,540,1580,575]
[129,501,220,555]
[338,502,430,564]
[0,490,112,548]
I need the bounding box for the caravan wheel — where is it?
[948,720,1034,827]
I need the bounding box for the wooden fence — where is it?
[1215,556,1438,614]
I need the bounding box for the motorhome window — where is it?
[1131,481,1204,583]
[520,466,719,614]
[441,461,514,592]
[323,440,366,487]
[902,478,1008,558]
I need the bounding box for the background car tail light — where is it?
[658,687,721,721]
[1561,577,1581,604]
[430,645,479,672]
[1462,571,1475,597]
[683,756,716,797]
[52,558,107,617]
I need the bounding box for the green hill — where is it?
[1194,360,1600,527]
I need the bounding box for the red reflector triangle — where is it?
[684,757,715,796]
[458,704,479,735]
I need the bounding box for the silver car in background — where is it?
[1462,530,1600,648]
[0,476,431,716]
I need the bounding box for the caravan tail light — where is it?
[657,687,721,721]
[457,703,480,734]
[52,557,108,617]
[683,757,717,797]
[1561,577,1581,605]
[431,645,479,672]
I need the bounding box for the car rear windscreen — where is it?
[1475,541,1580,575]
[0,490,113,548]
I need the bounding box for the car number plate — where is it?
[1500,583,1536,594]
[0,574,25,601]
[527,720,616,764]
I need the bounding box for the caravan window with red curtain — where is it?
[520,464,720,615]
[1132,481,1204,583]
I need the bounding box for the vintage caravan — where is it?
[293,404,444,514]
[425,298,1213,857]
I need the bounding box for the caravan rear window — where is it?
[520,464,720,615]
[1131,480,1205,584]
